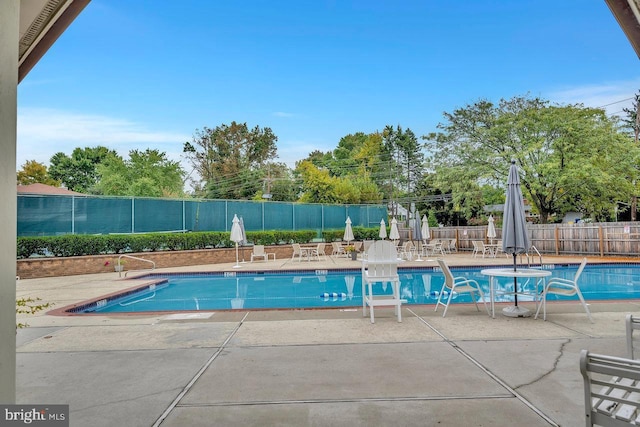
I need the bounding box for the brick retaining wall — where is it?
[16,245,295,279]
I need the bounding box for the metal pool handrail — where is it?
[118,254,155,278]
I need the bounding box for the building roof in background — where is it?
[17,183,84,195]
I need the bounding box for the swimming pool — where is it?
[67,263,640,314]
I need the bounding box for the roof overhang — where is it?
[18,0,90,83]
[606,0,640,58]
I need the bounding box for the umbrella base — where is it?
[502,305,532,318]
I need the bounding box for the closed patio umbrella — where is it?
[389,217,400,242]
[502,160,531,317]
[239,216,247,263]
[421,215,430,241]
[343,216,354,244]
[412,208,423,261]
[230,214,243,268]
[487,215,497,244]
[379,219,387,240]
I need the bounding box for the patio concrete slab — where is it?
[162,398,552,427]
[181,342,508,405]
[17,322,238,352]
[230,318,442,346]
[16,348,213,427]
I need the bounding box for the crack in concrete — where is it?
[514,338,570,391]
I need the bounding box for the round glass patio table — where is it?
[480,268,552,318]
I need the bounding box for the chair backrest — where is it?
[253,245,265,255]
[364,241,398,280]
[363,240,374,252]
[353,241,362,251]
[292,243,301,254]
[450,238,456,247]
[574,258,588,282]
[331,242,341,251]
[316,243,326,255]
[402,241,413,252]
[436,258,454,291]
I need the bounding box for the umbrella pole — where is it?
[234,242,241,268]
[513,254,518,306]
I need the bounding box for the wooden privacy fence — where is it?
[425,222,640,257]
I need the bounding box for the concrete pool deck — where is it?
[14,252,640,426]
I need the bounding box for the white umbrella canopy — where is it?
[501,160,531,317]
[389,217,400,241]
[379,219,387,239]
[487,215,497,244]
[230,214,243,268]
[421,214,430,241]
[343,216,355,243]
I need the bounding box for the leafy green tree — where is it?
[424,95,639,223]
[16,160,59,186]
[253,162,300,202]
[183,122,278,199]
[49,146,116,193]
[94,149,184,197]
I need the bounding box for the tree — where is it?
[424,95,639,223]
[622,90,640,221]
[94,149,184,197]
[16,160,59,186]
[49,146,117,193]
[183,122,278,199]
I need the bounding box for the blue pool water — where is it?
[74,263,640,314]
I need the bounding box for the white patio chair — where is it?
[435,258,489,317]
[448,238,457,253]
[471,240,492,258]
[250,245,267,262]
[331,242,346,257]
[424,239,445,257]
[291,243,307,262]
[309,243,327,261]
[535,257,593,323]
[626,314,640,359]
[361,240,404,323]
[400,241,415,260]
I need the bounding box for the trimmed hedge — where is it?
[16,228,376,259]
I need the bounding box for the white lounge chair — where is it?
[435,258,489,317]
[250,245,275,262]
[535,257,593,323]
[361,240,404,323]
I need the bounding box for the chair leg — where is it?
[394,279,402,323]
[368,283,375,323]
[362,281,367,318]
[442,290,454,317]
[576,289,594,323]
[434,284,447,312]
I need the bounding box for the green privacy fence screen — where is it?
[17,195,388,237]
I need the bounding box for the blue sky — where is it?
[17,0,640,176]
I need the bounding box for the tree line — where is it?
[17,94,640,225]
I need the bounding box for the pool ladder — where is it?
[118,254,156,278]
